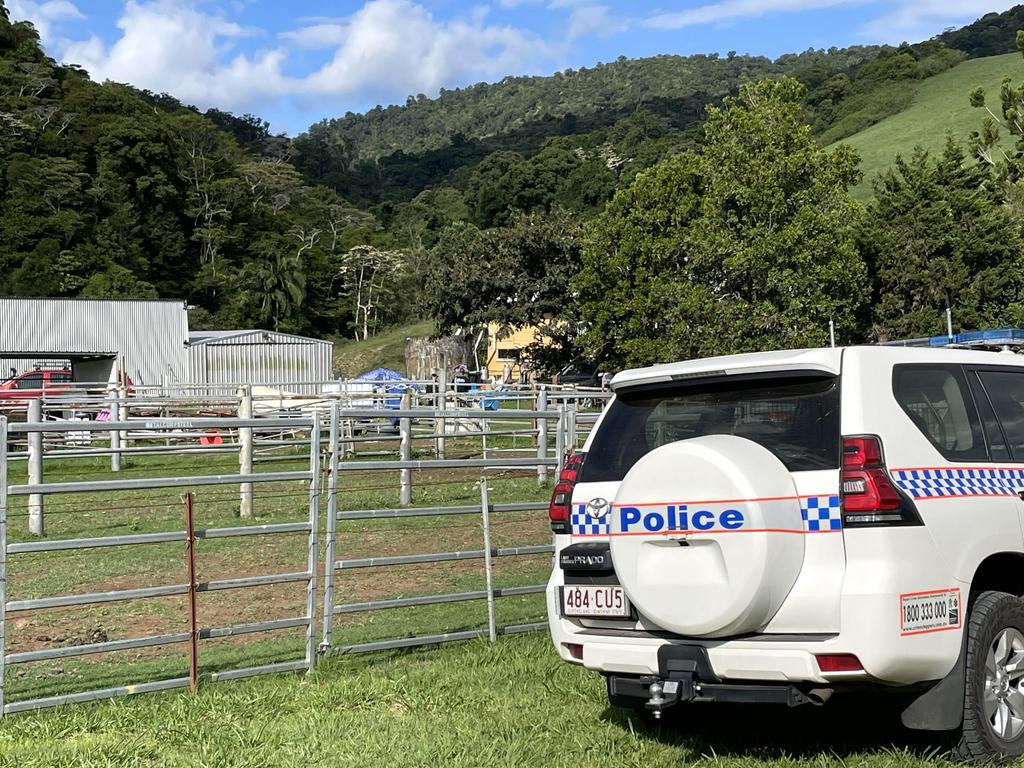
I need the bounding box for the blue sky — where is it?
[7,0,1018,135]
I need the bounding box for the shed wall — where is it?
[186,334,332,394]
[0,299,188,385]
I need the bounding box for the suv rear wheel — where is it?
[958,591,1024,762]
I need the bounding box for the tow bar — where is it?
[611,673,830,718]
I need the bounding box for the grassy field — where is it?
[332,320,435,378]
[832,52,1024,199]
[0,631,961,768]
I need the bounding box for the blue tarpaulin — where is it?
[355,367,407,382]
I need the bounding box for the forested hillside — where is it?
[940,5,1024,57]
[295,40,967,205]
[0,3,418,341]
[5,0,1024,371]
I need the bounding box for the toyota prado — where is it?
[546,333,1024,761]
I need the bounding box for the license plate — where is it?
[561,585,631,618]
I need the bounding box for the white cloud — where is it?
[858,0,1021,44]
[62,0,287,111]
[565,5,623,40]
[297,0,560,97]
[52,0,569,125]
[643,0,863,30]
[7,0,84,48]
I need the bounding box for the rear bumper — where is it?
[547,579,966,686]
[559,631,841,685]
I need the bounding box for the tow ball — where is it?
[644,679,683,719]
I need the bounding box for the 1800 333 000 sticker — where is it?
[900,588,962,636]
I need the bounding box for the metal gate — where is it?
[0,414,320,715]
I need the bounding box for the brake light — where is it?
[549,452,585,534]
[841,436,919,526]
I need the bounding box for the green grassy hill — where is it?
[332,320,435,378]
[836,53,1024,199]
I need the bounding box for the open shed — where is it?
[186,330,333,394]
[0,297,188,385]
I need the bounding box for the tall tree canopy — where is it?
[863,141,1024,339]
[577,77,867,368]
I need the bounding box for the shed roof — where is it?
[188,329,330,346]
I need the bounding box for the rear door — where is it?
[570,371,845,634]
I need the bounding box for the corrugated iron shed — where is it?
[0,297,188,385]
[186,330,332,394]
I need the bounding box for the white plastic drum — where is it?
[609,435,805,637]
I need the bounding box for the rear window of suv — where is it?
[579,373,840,483]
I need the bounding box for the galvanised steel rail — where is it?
[0,413,321,718]
[0,396,580,716]
[319,402,556,655]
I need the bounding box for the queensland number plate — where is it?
[561,585,631,618]
[900,588,962,636]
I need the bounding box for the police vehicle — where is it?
[546,330,1024,761]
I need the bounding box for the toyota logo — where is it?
[586,497,610,520]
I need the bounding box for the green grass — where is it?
[832,53,1024,199]
[0,631,959,768]
[332,320,435,378]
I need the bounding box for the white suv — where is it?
[546,336,1024,761]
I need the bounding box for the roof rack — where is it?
[883,328,1024,352]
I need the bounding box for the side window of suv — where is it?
[893,365,987,461]
[976,370,1024,460]
[14,373,43,390]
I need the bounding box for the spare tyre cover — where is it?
[609,435,804,638]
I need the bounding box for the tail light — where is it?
[841,436,921,527]
[549,452,585,534]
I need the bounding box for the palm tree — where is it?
[254,244,306,331]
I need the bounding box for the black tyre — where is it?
[957,590,1024,762]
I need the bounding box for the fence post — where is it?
[555,405,566,475]
[238,385,254,519]
[480,477,497,644]
[305,412,321,673]
[320,402,339,653]
[399,390,412,505]
[567,406,578,454]
[109,387,121,473]
[436,368,447,460]
[184,492,198,694]
[27,399,43,537]
[117,384,128,454]
[537,387,548,484]
[1,415,8,719]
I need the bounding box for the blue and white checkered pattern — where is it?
[571,504,609,536]
[892,468,1024,499]
[800,495,843,531]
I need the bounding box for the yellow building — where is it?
[484,323,540,382]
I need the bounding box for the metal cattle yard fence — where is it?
[0,384,606,718]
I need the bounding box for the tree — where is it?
[340,245,406,340]
[576,77,868,367]
[576,153,704,368]
[251,235,306,331]
[169,112,243,272]
[863,140,1024,338]
[969,31,1024,222]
